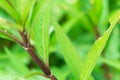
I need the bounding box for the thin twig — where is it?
[19,30,57,80]
[0,30,23,46]
[94,26,100,39]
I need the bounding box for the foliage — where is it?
[0,0,120,80]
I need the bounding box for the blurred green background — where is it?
[0,0,120,80]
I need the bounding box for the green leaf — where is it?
[8,0,30,16]
[80,10,120,80]
[21,0,37,26]
[0,21,22,42]
[23,72,50,80]
[0,18,23,31]
[0,31,13,41]
[94,0,103,18]
[4,48,29,74]
[0,0,20,23]
[98,0,109,34]
[0,8,14,22]
[0,26,13,40]
[31,0,46,26]
[32,0,51,64]
[26,75,50,80]
[53,20,82,79]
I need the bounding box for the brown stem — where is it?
[94,26,111,80]
[19,31,57,80]
[19,30,28,47]
[26,46,51,75]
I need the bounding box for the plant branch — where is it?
[0,30,23,46]
[19,30,57,80]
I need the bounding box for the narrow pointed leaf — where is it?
[31,0,46,26]
[21,0,37,26]
[0,18,23,31]
[80,10,120,80]
[0,0,20,23]
[53,20,82,79]
[8,0,30,16]
[32,0,51,64]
